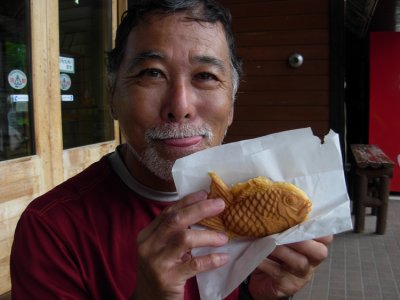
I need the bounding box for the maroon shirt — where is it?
[11,154,239,299]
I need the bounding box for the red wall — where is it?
[369,32,400,192]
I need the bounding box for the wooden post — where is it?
[31,0,64,190]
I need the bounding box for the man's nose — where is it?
[162,80,196,122]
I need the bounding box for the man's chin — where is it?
[139,149,177,182]
[148,146,208,181]
[132,141,211,182]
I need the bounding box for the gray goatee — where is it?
[130,123,214,181]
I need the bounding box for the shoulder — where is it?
[25,154,123,218]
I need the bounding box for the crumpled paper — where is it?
[172,128,353,300]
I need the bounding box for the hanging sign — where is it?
[8,69,27,90]
[59,56,75,73]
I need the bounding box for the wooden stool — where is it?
[350,144,394,234]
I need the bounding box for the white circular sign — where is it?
[8,69,27,90]
[60,73,72,91]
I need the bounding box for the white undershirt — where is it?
[108,148,180,202]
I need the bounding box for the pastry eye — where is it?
[283,197,296,206]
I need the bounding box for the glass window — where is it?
[0,1,34,161]
[59,0,114,149]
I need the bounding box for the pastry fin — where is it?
[198,216,226,233]
[208,172,234,207]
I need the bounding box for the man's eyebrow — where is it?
[128,51,166,70]
[193,55,227,73]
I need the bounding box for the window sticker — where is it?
[60,73,72,91]
[9,94,29,102]
[59,56,75,73]
[8,69,27,89]
[61,95,74,102]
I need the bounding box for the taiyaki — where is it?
[199,172,312,238]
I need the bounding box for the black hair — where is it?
[107,0,242,95]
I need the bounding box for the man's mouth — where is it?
[161,136,203,147]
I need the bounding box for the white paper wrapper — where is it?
[172,128,353,300]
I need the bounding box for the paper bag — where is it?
[172,128,353,300]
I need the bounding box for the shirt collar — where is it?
[108,146,180,202]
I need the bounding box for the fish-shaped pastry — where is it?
[199,172,312,238]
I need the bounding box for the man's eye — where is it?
[195,72,217,81]
[138,68,163,78]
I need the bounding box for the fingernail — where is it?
[217,253,230,265]
[218,232,228,241]
[195,190,208,199]
[213,198,225,208]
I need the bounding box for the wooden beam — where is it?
[31,0,64,190]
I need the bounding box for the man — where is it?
[11,0,332,299]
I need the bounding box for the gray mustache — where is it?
[145,124,214,141]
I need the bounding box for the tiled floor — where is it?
[295,199,400,300]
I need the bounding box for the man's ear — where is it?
[110,99,118,120]
[108,77,118,120]
[227,105,234,127]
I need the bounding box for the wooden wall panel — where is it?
[237,45,329,60]
[0,158,41,203]
[239,76,329,91]
[220,0,331,142]
[236,30,329,46]
[243,60,329,76]
[236,91,329,106]
[63,141,117,179]
[234,106,329,121]
[232,15,328,32]
[226,120,329,143]
[0,156,42,295]
[224,0,328,17]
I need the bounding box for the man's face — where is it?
[112,12,234,190]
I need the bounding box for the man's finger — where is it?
[313,235,334,245]
[255,257,284,281]
[158,197,225,233]
[137,191,210,242]
[285,238,331,266]
[171,190,210,210]
[161,228,228,260]
[268,245,311,278]
[178,253,230,279]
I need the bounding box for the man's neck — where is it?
[120,144,177,193]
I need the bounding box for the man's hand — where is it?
[248,236,333,300]
[133,191,229,300]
